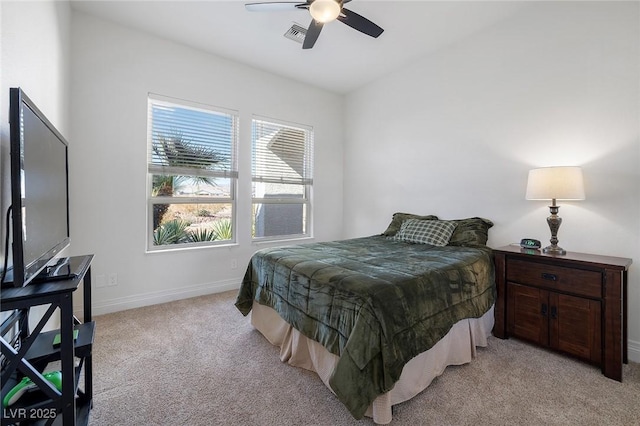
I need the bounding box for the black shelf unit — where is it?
[1,255,94,426]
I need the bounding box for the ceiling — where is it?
[70,0,529,94]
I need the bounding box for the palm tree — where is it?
[151,131,225,230]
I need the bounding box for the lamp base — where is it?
[544,201,566,255]
[543,245,566,255]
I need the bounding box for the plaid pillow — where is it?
[394,219,458,246]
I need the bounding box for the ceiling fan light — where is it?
[309,0,341,23]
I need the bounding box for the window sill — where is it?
[145,241,239,254]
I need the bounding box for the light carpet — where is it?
[88,290,640,425]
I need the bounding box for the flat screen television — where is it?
[4,87,72,288]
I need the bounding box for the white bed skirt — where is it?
[251,301,495,424]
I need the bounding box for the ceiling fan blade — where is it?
[245,2,308,12]
[337,8,384,38]
[303,19,323,49]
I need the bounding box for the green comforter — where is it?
[235,236,495,419]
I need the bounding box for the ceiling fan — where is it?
[245,0,384,49]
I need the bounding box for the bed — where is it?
[235,214,495,423]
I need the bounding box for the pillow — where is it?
[447,217,494,246]
[394,219,457,246]
[381,212,438,237]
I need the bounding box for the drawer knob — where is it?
[541,273,558,281]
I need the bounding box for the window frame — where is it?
[146,94,239,252]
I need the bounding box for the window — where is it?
[251,117,313,240]
[147,95,238,250]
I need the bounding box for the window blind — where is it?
[148,96,238,179]
[251,118,313,185]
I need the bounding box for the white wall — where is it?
[1,0,72,329]
[1,0,71,237]
[69,11,344,314]
[344,2,640,361]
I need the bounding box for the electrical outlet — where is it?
[107,273,118,287]
[230,259,238,270]
[95,274,106,288]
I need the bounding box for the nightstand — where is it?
[492,245,632,381]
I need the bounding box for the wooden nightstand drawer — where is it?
[506,258,601,299]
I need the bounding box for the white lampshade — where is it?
[525,166,586,201]
[310,0,341,23]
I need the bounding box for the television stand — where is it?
[1,255,95,426]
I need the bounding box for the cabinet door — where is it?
[549,292,602,364]
[507,282,548,346]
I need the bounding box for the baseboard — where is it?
[86,278,241,316]
[628,339,640,363]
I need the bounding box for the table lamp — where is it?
[525,166,585,255]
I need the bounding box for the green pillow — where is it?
[394,219,458,246]
[381,213,438,237]
[447,217,494,246]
